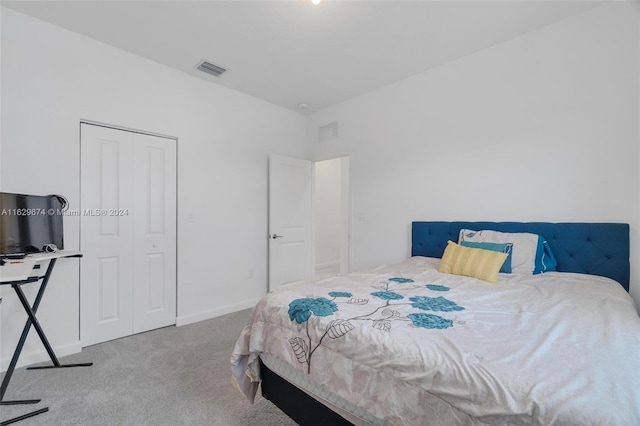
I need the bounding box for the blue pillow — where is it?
[460,241,513,273]
[534,236,558,274]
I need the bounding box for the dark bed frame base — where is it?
[260,361,354,426]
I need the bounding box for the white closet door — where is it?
[81,124,135,346]
[81,124,176,346]
[132,133,176,334]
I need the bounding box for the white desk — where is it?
[0,251,91,425]
[0,251,81,281]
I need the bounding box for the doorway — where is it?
[313,156,350,282]
[268,155,350,291]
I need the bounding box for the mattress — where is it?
[231,256,640,425]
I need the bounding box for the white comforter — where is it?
[231,257,640,425]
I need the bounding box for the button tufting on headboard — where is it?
[411,222,630,291]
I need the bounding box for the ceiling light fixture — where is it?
[311,0,321,5]
[297,102,309,110]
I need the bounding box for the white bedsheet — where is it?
[231,256,640,425]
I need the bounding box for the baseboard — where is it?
[1,340,82,373]
[315,261,340,271]
[176,298,261,327]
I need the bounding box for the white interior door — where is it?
[81,124,176,346]
[81,124,135,346]
[132,133,177,334]
[268,154,313,292]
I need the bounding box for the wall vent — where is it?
[318,121,338,142]
[196,60,227,77]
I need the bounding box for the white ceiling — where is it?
[1,1,600,114]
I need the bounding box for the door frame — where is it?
[268,154,351,291]
[78,119,179,345]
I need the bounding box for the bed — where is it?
[231,222,640,425]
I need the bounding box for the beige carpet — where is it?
[0,309,297,425]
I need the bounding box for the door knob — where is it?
[271,234,284,239]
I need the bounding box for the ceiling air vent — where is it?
[196,60,227,77]
[318,121,338,142]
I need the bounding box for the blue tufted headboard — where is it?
[411,222,630,291]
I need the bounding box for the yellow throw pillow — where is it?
[438,240,508,283]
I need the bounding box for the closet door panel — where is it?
[132,133,177,334]
[80,124,134,346]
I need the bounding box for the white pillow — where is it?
[458,229,556,274]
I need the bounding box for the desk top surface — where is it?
[0,251,82,283]
[18,251,82,261]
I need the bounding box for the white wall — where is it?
[308,3,640,308]
[0,8,307,369]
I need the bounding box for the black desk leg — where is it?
[16,259,92,370]
[13,285,92,370]
[0,290,44,424]
[12,283,92,370]
[0,258,90,425]
[0,283,44,403]
[0,407,49,426]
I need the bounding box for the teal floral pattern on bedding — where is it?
[328,291,352,298]
[409,296,464,312]
[389,277,415,283]
[287,277,464,373]
[426,284,450,291]
[408,313,454,329]
[288,297,338,324]
[371,291,404,300]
